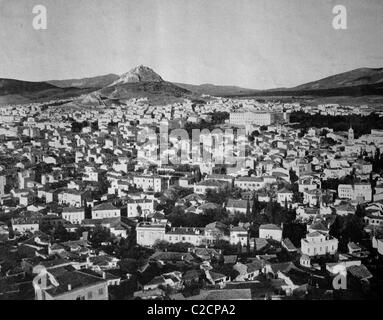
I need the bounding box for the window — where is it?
[98,288,104,295]
[87,291,93,299]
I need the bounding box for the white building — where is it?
[338,183,372,202]
[164,227,204,246]
[126,199,154,218]
[259,224,282,242]
[301,231,338,257]
[62,207,85,224]
[92,203,120,219]
[136,223,166,247]
[229,226,249,246]
[133,175,165,193]
[234,177,265,191]
[229,111,275,126]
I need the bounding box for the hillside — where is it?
[292,67,383,91]
[48,74,119,89]
[174,83,257,96]
[0,79,58,95]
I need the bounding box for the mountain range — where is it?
[1,66,383,106]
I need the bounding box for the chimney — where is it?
[68,284,72,291]
[102,272,106,279]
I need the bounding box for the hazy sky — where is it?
[0,0,383,89]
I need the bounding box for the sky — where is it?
[0,0,383,89]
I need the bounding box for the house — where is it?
[338,183,372,203]
[234,177,265,191]
[33,266,109,300]
[12,218,39,234]
[193,180,227,195]
[205,270,230,286]
[136,223,166,247]
[225,199,251,215]
[62,207,85,224]
[233,259,263,281]
[229,226,249,246]
[126,198,154,218]
[301,231,338,257]
[133,175,166,192]
[276,188,293,205]
[58,189,88,208]
[303,189,322,207]
[92,202,120,219]
[259,224,282,242]
[143,271,183,291]
[204,222,229,245]
[164,227,204,246]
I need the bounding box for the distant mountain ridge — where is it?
[0,78,57,95]
[1,66,383,105]
[292,67,383,91]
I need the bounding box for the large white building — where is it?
[126,199,154,218]
[301,231,338,257]
[229,111,274,126]
[62,207,85,224]
[133,175,166,193]
[259,224,283,242]
[164,227,204,246]
[136,223,166,247]
[338,183,372,202]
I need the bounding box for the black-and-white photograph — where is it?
[1,0,383,305]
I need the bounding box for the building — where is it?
[62,207,85,224]
[58,190,86,208]
[136,223,166,247]
[193,180,227,195]
[126,199,154,218]
[164,227,204,246]
[338,183,372,202]
[229,226,249,246]
[300,231,338,257]
[133,175,166,193]
[12,218,39,234]
[229,111,277,126]
[92,203,120,219]
[259,224,282,242]
[234,176,265,191]
[33,267,109,300]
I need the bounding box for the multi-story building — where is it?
[62,207,85,224]
[338,183,372,202]
[234,177,265,191]
[133,175,166,193]
[33,268,109,300]
[301,231,338,257]
[259,224,282,242]
[136,223,166,247]
[229,226,249,246]
[164,227,204,246]
[92,203,120,219]
[229,111,274,126]
[126,199,154,218]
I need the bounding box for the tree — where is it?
[252,192,260,217]
[246,198,251,217]
[289,169,299,184]
[90,226,111,246]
